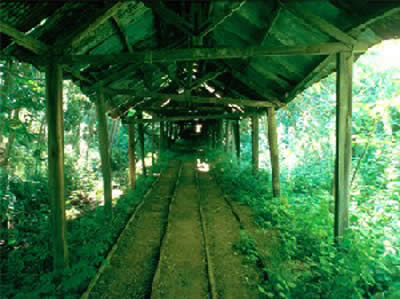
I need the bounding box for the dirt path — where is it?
[88,161,181,299]
[151,162,209,299]
[198,170,261,299]
[86,157,266,299]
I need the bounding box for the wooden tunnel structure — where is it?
[1,0,400,277]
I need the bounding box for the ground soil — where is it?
[198,170,261,299]
[87,155,267,299]
[88,161,181,299]
[151,162,209,299]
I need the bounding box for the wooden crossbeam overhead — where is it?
[282,6,400,103]
[0,22,49,55]
[106,90,276,107]
[38,42,369,65]
[55,2,126,52]
[188,70,225,91]
[125,112,260,124]
[280,3,357,44]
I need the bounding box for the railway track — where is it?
[84,159,262,299]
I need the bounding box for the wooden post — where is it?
[128,122,136,189]
[151,121,155,172]
[46,61,69,277]
[251,115,259,175]
[234,119,241,164]
[225,120,231,153]
[95,88,113,221]
[267,108,281,197]
[160,121,164,156]
[335,51,353,241]
[138,112,147,176]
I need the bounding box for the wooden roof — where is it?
[1,0,400,119]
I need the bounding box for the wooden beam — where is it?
[42,42,368,65]
[125,112,259,124]
[281,3,357,44]
[251,115,259,175]
[0,22,49,54]
[283,6,400,103]
[188,70,225,91]
[95,88,113,221]
[111,15,133,53]
[128,121,136,189]
[107,91,276,109]
[334,51,353,242]
[267,108,281,197]
[45,60,68,278]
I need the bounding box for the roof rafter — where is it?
[143,0,194,36]
[111,15,133,53]
[280,1,357,45]
[283,5,400,103]
[198,0,247,38]
[54,1,126,52]
[0,22,49,55]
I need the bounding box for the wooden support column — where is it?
[224,120,231,153]
[138,112,147,176]
[234,119,241,164]
[128,121,136,189]
[95,88,113,221]
[335,51,353,241]
[251,115,259,175]
[267,108,281,197]
[46,61,68,277]
[151,122,155,171]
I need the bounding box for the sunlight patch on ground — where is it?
[196,158,210,172]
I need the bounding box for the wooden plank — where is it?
[56,2,125,51]
[251,115,259,175]
[95,88,113,221]
[282,4,357,44]
[43,42,368,65]
[334,51,353,242]
[267,108,281,197]
[46,60,69,278]
[128,122,136,189]
[0,22,49,54]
